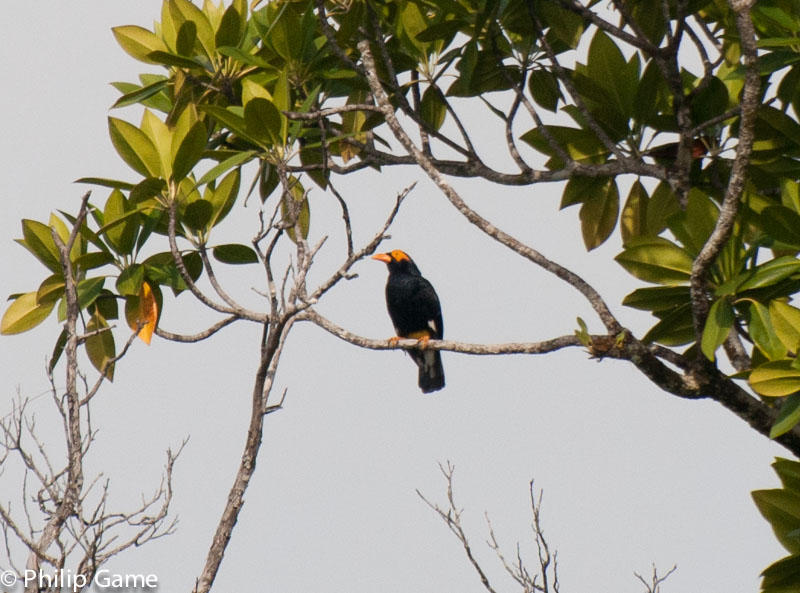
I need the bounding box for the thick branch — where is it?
[689,4,760,345]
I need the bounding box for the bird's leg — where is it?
[388,336,401,347]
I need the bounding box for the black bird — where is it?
[372,250,445,393]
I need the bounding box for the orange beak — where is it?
[372,253,392,263]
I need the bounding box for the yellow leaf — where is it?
[127,281,158,344]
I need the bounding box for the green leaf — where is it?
[615,237,694,285]
[771,301,800,352]
[701,298,734,361]
[183,199,214,232]
[579,177,619,250]
[750,360,800,397]
[196,151,255,186]
[85,313,115,381]
[172,120,208,180]
[667,189,719,256]
[103,189,138,255]
[112,79,169,109]
[215,3,244,48]
[771,394,800,439]
[760,553,800,592]
[1,292,55,335]
[622,285,690,312]
[212,243,259,264]
[420,86,447,131]
[244,98,283,146]
[528,69,561,112]
[199,105,253,142]
[108,117,162,178]
[585,29,633,126]
[774,458,800,493]
[48,328,68,374]
[645,182,680,236]
[642,303,695,346]
[737,257,800,292]
[116,264,145,297]
[175,20,198,57]
[76,277,106,311]
[750,302,789,360]
[169,0,216,57]
[761,205,800,248]
[206,168,241,231]
[36,274,65,306]
[19,219,62,272]
[753,487,800,554]
[75,177,136,191]
[112,25,169,64]
[143,251,202,294]
[620,180,649,245]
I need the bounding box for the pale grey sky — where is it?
[0,4,787,592]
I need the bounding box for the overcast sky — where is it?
[0,4,789,592]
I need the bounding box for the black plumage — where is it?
[372,250,445,393]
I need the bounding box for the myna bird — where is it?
[372,249,445,393]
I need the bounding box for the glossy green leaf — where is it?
[108,117,162,178]
[560,175,598,209]
[76,277,106,311]
[212,244,259,264]
[753,487,800,553]
[528,69,561,112]
[36,274,65,306]
[143,251,201,295]
[215,3,244,48]
[667,190,719,256]
[750,302,789,360]
[48,328,68,374]
[1,292,55,335]
[579,177,619,250]
[642,303,695,346]
[116,264,145,297]
[774,458,800,493]
[196,151,254,187]
[19,219,62,272]
[750,360,800,397]
[103,189,138,255]
[622,285,690,312]
[737,257,800,292]
[760,553,800,592]
[200,105,253,142]
[615,237,694,285]
[206,168,241,231]
[420,86,447,131]
[585,29,633,126]
[183,199,214,232]
[172,120,208,181]
[112,79,169,109]
[112,25,169,64]
[761,205,800,248]
[244,98,282,146]
[701,298,734,361]
[645,182,680,236]
[771,394,800,439]
[169,0,216,57]
[85,313,115,381]
[771,301,800,352]
[175,20,197,57]
[620,180,649,245]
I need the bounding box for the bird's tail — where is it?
[414,349,445,393]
